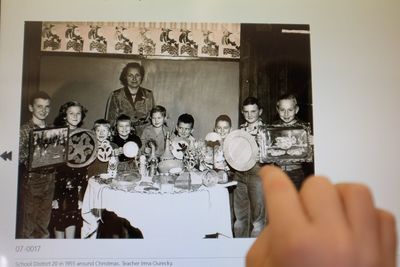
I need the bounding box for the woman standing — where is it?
[106,62,155,136]
[52,101,88,238]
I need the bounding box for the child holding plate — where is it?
[51,101,89,239]
[112,114,142,172]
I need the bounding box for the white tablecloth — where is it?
[81,178,233,239]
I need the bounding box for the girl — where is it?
[51,101,88,239]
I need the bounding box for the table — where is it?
[81,178,233,239]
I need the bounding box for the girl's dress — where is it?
[51,164,87,233]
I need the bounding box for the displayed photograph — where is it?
[16,21,313,239]
[259,124,313,164]
[29,126,69,170]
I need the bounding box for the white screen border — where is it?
[1,0,399,266]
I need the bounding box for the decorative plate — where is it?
[170,137,189,159]
[223,130,258,171]
[97,140,113,162]
[123,141,139,158]
[67,129,98,168]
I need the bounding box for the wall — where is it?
[240,23,312,125]
[39,55,239,138]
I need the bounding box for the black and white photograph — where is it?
[28,126,69,170]
[16,21,314,239]
[259,124,313,165]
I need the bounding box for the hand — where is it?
[52,200,59,209]
[149,155,158,163]
[78,200,83,210]
[113,148,122,155]
[308,134,314,145]
[144,147,151,155]
[247,166,397,267]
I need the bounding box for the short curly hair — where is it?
[119,62,145,87]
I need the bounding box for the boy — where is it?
[171,113,196,145]
[275,94,299,126]
[233,97,266,238]
[214,114,232,171]
[201,114,232,171]
[87,119,118,177]
[271,94,311,189]
[170,113,198,169]
[140,105,170,159]
[112,114,142,172]
[171,113,198,153]
[18,91,55,238]
[214,114,232,140]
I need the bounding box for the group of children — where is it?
[18,90,311,239]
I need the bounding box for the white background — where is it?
[1,0,399,266]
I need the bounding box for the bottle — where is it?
[139,155,148,178]
[148,142,158,177]
[160,132,174,161]
[107,151,118,178]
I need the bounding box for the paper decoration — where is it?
[41,22,240,59]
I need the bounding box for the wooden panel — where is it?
[20,22,42,124]
[239,24,313,126]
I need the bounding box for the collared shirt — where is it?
[240,119,266,146]
[270,118,305,128]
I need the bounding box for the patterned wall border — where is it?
[41,22,240,59]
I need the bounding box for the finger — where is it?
[246,227,271,267]
[377,209,397,267]
[300,176,347,226]
[336,184,381,266]
[260,165,307,230]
